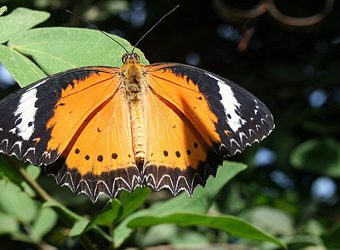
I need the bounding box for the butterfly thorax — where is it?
[122,58,143,101]
[119,54,147,166]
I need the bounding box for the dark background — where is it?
[1,0,340,249]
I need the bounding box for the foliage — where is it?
[0,1,339,249]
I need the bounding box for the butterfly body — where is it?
[120,53,147,164]
[0,52,274,202]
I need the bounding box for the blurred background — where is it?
[1,0,340,249]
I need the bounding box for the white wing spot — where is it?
[206,73,246,132]
[13,88,38,141]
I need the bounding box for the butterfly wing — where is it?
[145,63,274,156]
[143,88,223,194]
[143,63,274,194]
[45,89,140,202]
[0,66,140,201]
[0,67,119,164]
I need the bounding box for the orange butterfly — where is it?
[0,50,274,202]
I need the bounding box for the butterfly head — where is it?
[122,53,140,64]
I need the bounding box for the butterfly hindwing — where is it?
[0,66,120,166]
[143,87,223,195]
[146,63,274,157]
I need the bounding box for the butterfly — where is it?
[0,50,274,202]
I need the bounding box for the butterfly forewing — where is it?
[146,63,275,157]
[0,67,120,166]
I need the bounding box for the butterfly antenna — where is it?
[66,10,129,53]
[132,5,180,53]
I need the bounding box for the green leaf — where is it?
[30,207,58,242]
[0,44,46,86]
[113,161,246,248]
[8,27,148,75]
[25,165,41,180]
[70,219,89,237]
[81,199,121,236]
[243,206,294,236]
[140,224,178,247]
[92,199,121,226]
[43,199,83,221]
[0,8,49,43]
[11,231,34,243]
[304,220,325,237]
[118,187,151,222]
[0,179,37,224]
[0,212,19,235]
[70,199,121,237]
[323,224,340,249]
[148,161,247,216]
[70,192,151,238]
[170,230,211,248]
[21,165,41,196]
[283,234,323,249]
[129,213,285,248]
[0,156,24,185]
[290,138,340,177]
[0,6,7,16]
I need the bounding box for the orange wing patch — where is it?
[46,89,141,202]
[145,64,222,151]
[45,68,120,161]
[143,88,222,195]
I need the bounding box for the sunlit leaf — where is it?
[0,212,19,235]
[129,213,285,248]
[8,27,148,74]
[30,207,57,242]
[0,44,46,86]
[70,219,89,237]
[0,6,7,16]
[0,8,49,43]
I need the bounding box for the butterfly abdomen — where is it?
[120,57,148,166]
[129,101,146,165]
